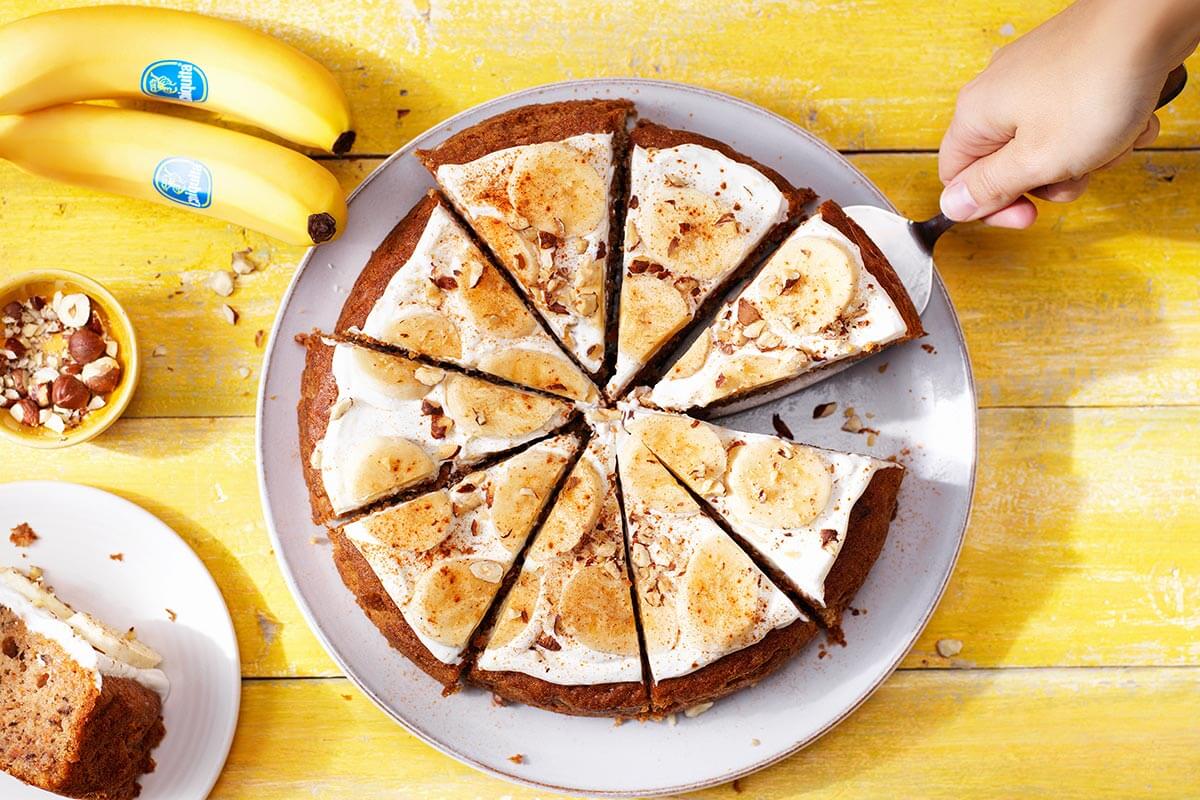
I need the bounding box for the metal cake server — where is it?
[843,64,1188,314]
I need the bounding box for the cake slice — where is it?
[330,434,579,687]
[606,120,815,398]
[626,408,904,627]
[298,337,574,522]
[648,200,924,410]
[416,99,633,376]
[471,411,647,716]
[335,191,595,403]
[614,424,815,714]
[0,567,168,800]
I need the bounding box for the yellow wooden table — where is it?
[2,1,1198,797]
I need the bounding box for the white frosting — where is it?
[476,421,641,686]
[436,133,615,372]
[318,342,570,516]
[358,204,593,402]
[649,215,909,410]
[629,407,899,608]
[608,142,789,395]
[0,583,170,697]
[342,435,575,665]
[615,428,801,682]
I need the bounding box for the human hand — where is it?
[938,0,1200,228]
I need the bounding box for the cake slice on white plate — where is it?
[417,100,633,377]
[606,120,815,398]
[614,421,816,714]
[648,200,924,411]
[335,191,595,403]
[472,410,647,716]
[298,337,574,522]
[329,434,580,688]
[625,407,905,627]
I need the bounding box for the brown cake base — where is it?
[328,526,463,688]
[649,617,818,715]
[297,334,340,525]
[468,665,648,717]
[0,608,165,800]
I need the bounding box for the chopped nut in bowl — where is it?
[0,270,139,449]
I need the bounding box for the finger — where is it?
[937,103,1010,185]
[980,197,1039,229]
[1030,174,1090,203]
[1133,114,1161,148]
[939,139,1055,221]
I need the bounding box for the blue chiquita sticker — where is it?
[152,158,213,209]
[140,59,208,103]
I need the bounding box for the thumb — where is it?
[940,140,1052,221]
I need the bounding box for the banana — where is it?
[726,440,833,528]
[618,439,693,516]
[509,142,607,236]
[361,491,454,554]
[681,533,763,654]
[0,5,353,154]
[758,235,859,334]
[666,332,711,380]
[0,104,346,246]
[0,567,74,619]
[374,313,463,361]
[485,568,541,650]
[712,354,798,400]
[343,436,436,508]
[459,261,539,338]
[343,346,428,403]
[617,273,690,364]
[560,566,639,656]
[489,445,571,551]
[529,458,604,560]
[67,611,163,669]
[410,560,495,647]
[477,348,595,403]
[443,375,565,439]
[640,188,744,280]
[629,413,726,492]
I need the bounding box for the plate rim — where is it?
[0,479,242,800]
[256,77,978,797]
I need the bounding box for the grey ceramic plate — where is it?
[256,79,977,797]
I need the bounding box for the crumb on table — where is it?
[9,523,38,547]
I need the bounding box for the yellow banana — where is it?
[0,5,354,154]
[0,104,347,246]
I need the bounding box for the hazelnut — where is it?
[2,301,21,319]
[10,398,38,426]
[86,311,104,335]
[56,293,91,328]
[3,337,25,359]
[81,357,121,394]
[51,375,90,410]
[68,329,105,363]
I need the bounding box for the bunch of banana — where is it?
[0,5,353,246]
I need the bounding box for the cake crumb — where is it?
[612,716,626,727]
[750,738,761,747]
[109,553,124,561]
[508,753,524,765]
[666,713,677,727]
[770,413,794,439]
[309,535,328,545]
[254,329,266,348]
[921,343,937,355]
[936,638,963,657]
[732,777,745,793]
[491,693,508,707]
[341,694,353,701]
[683,701,713,718]
[9,523,38,547]
[878,362,889,373]
[166,608,177,622]
[812,401,836,419]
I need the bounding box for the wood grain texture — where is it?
[214,670,1200,799]
[3,152,1197,414]
[0,409,1194,676]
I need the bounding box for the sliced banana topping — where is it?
[0,567,74,619]
[560,566,639,656]
[714,354,800,398]
[477,348,595,403]
[727,440,833,528]
[681,534,765,654]
[373,312,463,361]
[638,188,745,280]
[343,436,436,508]
[618,440,693,516]
[509,142,607,237]
[629,413,725,492]
[527,458,604,560]
[360,490,454,553]
[758,235,859,334]
[68,611,163,669]
[666,332,711,380]
[345,346,429,401]
[410,559,497,648]
[459,260,538,338]
[489,445,568,552]
[485,568,541,650]
[443,375,564,439]
[617,273,690,364]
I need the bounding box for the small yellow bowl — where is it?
[0,270,140,449]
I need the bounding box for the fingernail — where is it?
[939,181,979,221]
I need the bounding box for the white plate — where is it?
[257,79,977,797]
[0,481,240,800]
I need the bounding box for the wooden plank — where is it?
[2,1,1197,153]
[0,408,1195,677]
[214,669,1200,798]
[3,151,1198,414]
